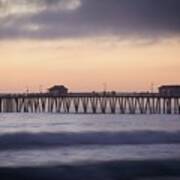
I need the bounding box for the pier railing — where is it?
[0,93,180,114]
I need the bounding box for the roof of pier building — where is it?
[159,85,180,89]
[48,85,68,95]
[159,85,180,96]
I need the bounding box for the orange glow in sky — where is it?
[0,38,180,93]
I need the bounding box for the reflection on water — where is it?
[0,114,180,179]
[1,144,180,167]
[0,114,180,134]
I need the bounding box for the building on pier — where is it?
[159,85,180,96]
[48,85,68,96]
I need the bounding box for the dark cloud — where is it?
[0,0,180,40]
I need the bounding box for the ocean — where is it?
[0,114,180,180]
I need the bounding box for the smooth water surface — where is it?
[0,114,180,179]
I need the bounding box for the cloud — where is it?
[0,0,180,40]
[0,0,81,17]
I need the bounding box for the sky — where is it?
[0,0,180,92]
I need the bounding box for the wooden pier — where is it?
[0,92,180,114]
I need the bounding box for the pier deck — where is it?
[0,93,180,114]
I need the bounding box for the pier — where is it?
[0,92,180,114]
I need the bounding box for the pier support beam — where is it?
[0,94,179,114]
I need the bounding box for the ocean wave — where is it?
[0,131,180,150]
[0,159,180,180]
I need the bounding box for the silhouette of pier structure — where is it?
[0,92,180,114]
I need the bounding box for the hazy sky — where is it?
[0,0,180,92]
